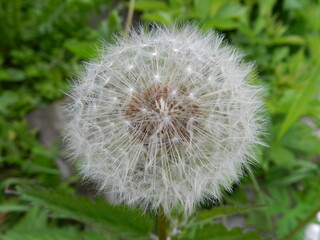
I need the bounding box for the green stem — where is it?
[158,206,167,240]
[249,172,272,229]
[249,171,264,201]
[124,0,135,37]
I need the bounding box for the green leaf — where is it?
[98,10,122,41]
[197,204,268,222]
[194,0,215,18]
[202,18,239,30]
[0,92,19,115]
[277,68,320,141]
[215,2,246,19]
[17,185,153,239]
[64,39,97,59]
[284,0,303,10]
[272,36,305,45]
[180,223,269,240]
[266,167,316,186]
[1,229,109,240]
[281,122,320,154]
[0,204,30,213]
[134,1,168,11]
[143,11,173,25]
[259,0,277,17]
[0,68,25,81]
[22,162,60,175]
[12,207,47,232]
[269,144,295,166]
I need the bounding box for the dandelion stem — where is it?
[124,0,135,37]
[157,206,167,240]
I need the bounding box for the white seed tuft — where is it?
[63,25,266,216]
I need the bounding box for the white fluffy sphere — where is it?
[64,25,265,216]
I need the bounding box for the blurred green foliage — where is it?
[1,0,320,239]
[0,0,121,183]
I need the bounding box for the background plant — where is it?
[0,0,319,239]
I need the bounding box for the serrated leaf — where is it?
[281,122,320,154]
[17,186,153,239]
[1,229,109,240]
[266,167,316,186]
[180,223,269,240]
[197,204,268,222]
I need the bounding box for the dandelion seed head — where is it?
[124,84,202,146]
[63,24,266,216]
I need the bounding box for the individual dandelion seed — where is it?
[63,24,266,217]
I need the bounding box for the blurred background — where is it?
[0,0,319,239]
